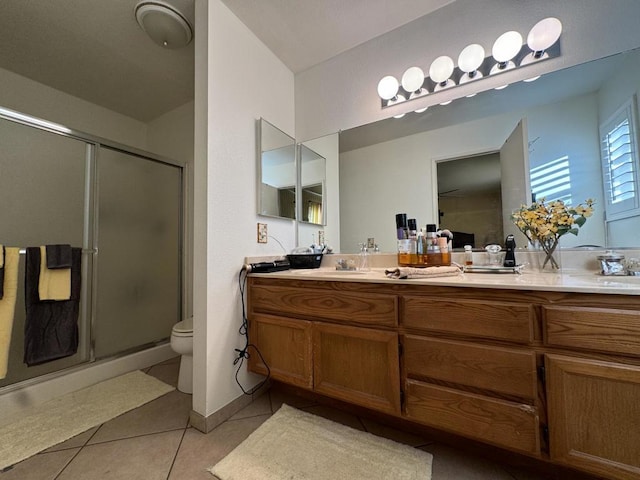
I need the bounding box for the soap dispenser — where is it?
[358,243,370,272]
[503,234,517,267]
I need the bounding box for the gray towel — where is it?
[45,244,73,269]
[24,247,81,366]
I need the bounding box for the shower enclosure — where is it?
[0,107,184,389]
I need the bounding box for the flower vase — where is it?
[529,238,561,272]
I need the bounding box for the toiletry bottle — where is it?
[416,228,425,266]
[396,213,411,266]
[437,236,451,266]
[425,224,441,266]
[464,245,473,266]
[358,243,370,272]
[408,218,419,266]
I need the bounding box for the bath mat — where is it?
[0,370,174,470]
[209,404,433,480]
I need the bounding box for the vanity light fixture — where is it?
[376,17,562,114]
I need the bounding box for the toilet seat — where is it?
[172,317,193,337]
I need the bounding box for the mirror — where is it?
[299,143,326,225]
[339,47,640,253]
[257,118,296,220]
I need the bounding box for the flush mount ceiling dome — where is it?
[135,1,193,49]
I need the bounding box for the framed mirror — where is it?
[299,143,326,225]
[257,118,296,220]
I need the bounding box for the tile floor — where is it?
[0,357,598,480]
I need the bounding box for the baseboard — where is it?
[190,380,271,433]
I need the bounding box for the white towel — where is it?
[385,265,462,279]
[0,247,19,379]
[38,246,71,301]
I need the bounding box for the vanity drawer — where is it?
[403,336,537,400]
[405,380,540,455]
[250,284,398,327]
[544,306,640,356]
[402,296,535,344]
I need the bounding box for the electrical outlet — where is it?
[318,230,325,245]
[257,223,268,243]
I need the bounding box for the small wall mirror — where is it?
[299,143,326,225]
[257,118,296,220]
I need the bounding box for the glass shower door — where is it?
[0,118,89,387]
[94,147,182,359]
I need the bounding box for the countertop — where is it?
[250,267,640,295]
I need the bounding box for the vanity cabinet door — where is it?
[546,354,640,480]
[313,322,401,415]
[248,313,313,389]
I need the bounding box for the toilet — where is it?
[170,317,193,394]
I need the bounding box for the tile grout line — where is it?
[165,425,189,480]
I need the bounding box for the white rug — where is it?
[0,370,174,470]
[209,404,433,480]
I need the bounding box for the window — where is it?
[600,97,640,220]
[530,155,572,205]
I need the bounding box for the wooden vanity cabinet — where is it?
[542,304,640,480]
[401,295,542,455]
[247,277,640,479]
[248,278,401,415]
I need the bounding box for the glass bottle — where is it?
[425,224,441,266]
[408,218,420,266]
[396,213,411,266]
[415,228,426,266]
[437,236,451,266]
[464,245,474,266]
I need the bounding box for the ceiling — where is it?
[0,0,453,123]
[219,0,455,73]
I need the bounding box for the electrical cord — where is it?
[234,267,270,395]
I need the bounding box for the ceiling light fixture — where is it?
[135,1,193,49]
[375,17,562,115]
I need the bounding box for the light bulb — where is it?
[459,44,486,85]
[401,67,425,93]
[377,76,399,100]
[492,31,523,63]
[458,44,485,73]
[429,56,454,84]
[527,17,562,53]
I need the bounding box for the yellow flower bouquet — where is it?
[511,198,595,269]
